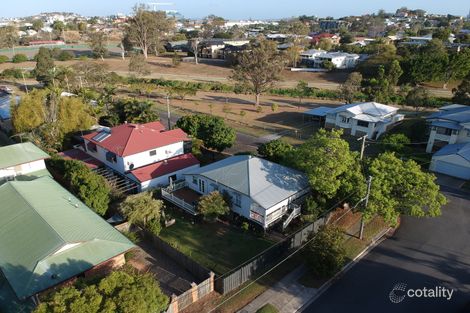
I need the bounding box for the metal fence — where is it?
[215,217,327,295]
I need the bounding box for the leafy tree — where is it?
[405,86,430,110]
[0,26,18,49]
[231,40,285,106]
[340,72,363,103]
[57,50,75,61]
[52,20,65,32]
[128,53,150,76]
[364,66,392,103]
[199,116,236,153]
[32,19,44,32]
[432,27,452,42]
[71,61,111,89]
[444,49,470,89]
[322,60,335,71]
[120,192,164,235]
[87,31,109,60]
[307,225,346,277]
[367,152,446,223]
[317,38,333,51]
[285,45,302,68]
[387,59,403,87]
[112,99,159,124]
[198,191,230,222]
[34,269,168,313]
[34,47,55,85]
[452,74,470,105]
[11,89,47,133]
[63,160,111,216]
[339,33,354,44]
[294,80,310,104]
[257,139,293,164]
[12,53,28,63]
[125,5,173,58]
[292,129,365,206]
[176,114,236,153]
[379,133,410,153]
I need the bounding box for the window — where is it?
[357,120,369,128]
[192,176,197,185]
[198,179,205,193]
[436,128,453,136]
[87,142,97,152]
[340,116,350,124]
[149,150,157,156]
[106,152,117,163]
[234,193,241,207]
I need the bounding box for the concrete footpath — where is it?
[238,265,318,313]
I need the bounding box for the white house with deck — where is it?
[305,102,404,139]
[164,155,310,229]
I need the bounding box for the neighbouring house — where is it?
[198,39,250,59]
[72,121,200,192]
[162,155,310,230]
[0,175,135,313]
[305,102,404,139]
[0,142,50,182]
[429,143,470,179]
[300,49,360,69]
[164,40,190,52]
[310,32,340,45]
[425,104,470,153]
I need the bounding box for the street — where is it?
[303,186,470,313]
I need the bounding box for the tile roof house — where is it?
[305,102,404,139]
[74,121,200,191]
[164,155,310,229]
[0,176,135,312]
[425,104,470,153]
[0,142,50,182]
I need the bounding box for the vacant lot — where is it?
[159,216,275,275]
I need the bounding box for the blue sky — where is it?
[1,0,468,19]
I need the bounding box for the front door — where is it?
[198,179,205,193]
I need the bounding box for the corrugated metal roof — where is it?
[0,176,135,299]
[186,156,309,210]
[0,142,49,169]
[304,106,334,117]
[329,102,398,117]
[433,143,470,163]
[431,121,463,130]
[426,106,470,123]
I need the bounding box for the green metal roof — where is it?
[0,176,135,300]
[0,142,50,169]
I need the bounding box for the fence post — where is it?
[209,271,215,292]
[190,282,198,303]
[170,294,179,313]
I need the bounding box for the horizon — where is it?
[0,0,468,20]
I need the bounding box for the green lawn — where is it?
[159,216,275,274]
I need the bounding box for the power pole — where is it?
[166,95,171,129]
[359,175,373,240]
[358,134,367,160]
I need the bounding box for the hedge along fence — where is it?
[141,230,215,313]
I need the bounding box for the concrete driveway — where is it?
[302,189,470,313]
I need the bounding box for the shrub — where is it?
[0,55,9,63]
[198,191,230,222]
[241,222,249,232]
[12,54,28,63]
[122,230,141,244]
[57,50,75,61]
[380,133,411,153]
[120,192,164,236]
[256,303,279,313]
[307,225,346,278]
[0,68,24,79]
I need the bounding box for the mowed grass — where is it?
[159,216,275,275]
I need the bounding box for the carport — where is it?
[429,143,470,180]
[303,106,333,126]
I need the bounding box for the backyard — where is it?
[159,214,276,275]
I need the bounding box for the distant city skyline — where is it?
[0,0,468,19]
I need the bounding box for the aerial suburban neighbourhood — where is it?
[0,1,469,313]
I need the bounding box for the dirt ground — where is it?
[0,55,349,89]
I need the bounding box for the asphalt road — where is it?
[303,187,470,313]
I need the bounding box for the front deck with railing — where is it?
[161,181,200,215]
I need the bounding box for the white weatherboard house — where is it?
[429,143,470,179]
[425,104,470,153]
[300,49,360,69]
[183,155,310,229]
[79,121,200,191]
[305,102,404,139]
[0,142,50,182]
